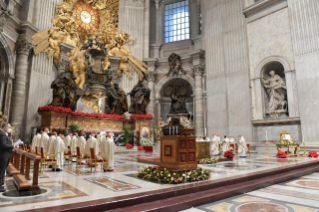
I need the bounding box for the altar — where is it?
[276,130,301,157]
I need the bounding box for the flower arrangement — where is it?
[130,114,153,120]
[199,158,218,165]
[38,106,125,119]
[140,139,153,147]
[276,151,287,158]
[138,146,144,151]
[224,151,235,158]
[137,167,210,184]
[308,151,319,158]
[126,143,133,149]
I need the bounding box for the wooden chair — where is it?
[246,144,251,156]
[76,146,89,168]
[68,146,78,165]
[88,148,107,173]
[40,147,57,172]
[230,144,235,152]
[64,146,71,165]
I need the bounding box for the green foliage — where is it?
[199,158,219,164]
[68,125,83,135]
[276,142,301,146]
[123,127,134,144]
[140,139,153,147]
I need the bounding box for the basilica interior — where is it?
[1,0,319,212]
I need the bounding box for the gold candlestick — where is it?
[266,142,269,157]
[303,142,307,156]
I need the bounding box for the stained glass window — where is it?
[164,0,190,43]
[74,0,99,33]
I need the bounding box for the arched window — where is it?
[164,0,190,43]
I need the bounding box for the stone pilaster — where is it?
[58,42,74,74]
[192,64,205,136]
[0,3,12,32]
[9,39,33,138]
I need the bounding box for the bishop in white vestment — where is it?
[53,134,66,170]
[100,133,116,171]
[84,133,99,157]
[40,128,50,153]
[64,133,72,152]
[238,135,248,157]
[48,132,57,155]
[222,135,231,152]
[78,132,86,156]
[211,134,220,156]
[31,133,39,152]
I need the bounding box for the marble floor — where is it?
[1,148,319,212]
[180,171,319,212]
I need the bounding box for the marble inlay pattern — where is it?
[0,181,87,208]
[65,168,92,176]
[84,177,140,192]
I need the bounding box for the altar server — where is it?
[78,132,86,155]
[238,135,248,157]
[100,133,116,172]
[222,135,231,153]
[64,133,72,152]
[211,134,220,156]
[40,128,50,153]
[53,134,66,170]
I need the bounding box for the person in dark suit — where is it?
[0,122,14,192]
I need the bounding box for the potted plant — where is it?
[123,127,134,146]
[140,139,153,152]
[308,151,318,158]
[68,125,83,135]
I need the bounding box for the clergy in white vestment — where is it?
[211,134,220,156]
[64,133,72,153]
[78,132,86,155]
[238,135,248,157]
[31,133,39,152]
[48,132,57,155]
[229,136,235,144]
[52,134,66,170]
[70,133,78,161]
[222,135,231,152]
[84,133,99,157]
[40,128,50,153]
[100,133,117,172]
[216,134,221,145]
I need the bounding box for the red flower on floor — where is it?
[126,144,133,149]
[276,151,287,158]
[138,146,144,151]
[224,151,235,158]
[308,151,319,158]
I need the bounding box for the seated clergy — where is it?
[211,133,220,156]
[77,132,86,155]
[31,133,40,152]
[70,133,78,156]
[238,135,248,157]
[64,133,72,153]
[229,136,235,144]
[47,132,57,155]
[40,128,50,153]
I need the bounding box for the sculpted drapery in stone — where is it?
[107,84,128,115]
[261,70,287,117]
[129,81,151,114]
[169,92,188,114]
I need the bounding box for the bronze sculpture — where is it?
[128,80,151,114]
[167,53,186,77]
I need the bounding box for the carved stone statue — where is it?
[108,84,128,115]
[50,71,78,110]
[167,53,186,77]
[128,81,151,114]
[169,92,189,114]
[180,116,193,128]
[261,70,287,118]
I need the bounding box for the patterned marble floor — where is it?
[1,148,318,212]
[180,172,319,212]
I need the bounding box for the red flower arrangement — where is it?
[130,114,153,120]
[38,106,125,119]
[276,151,287,158]
[138,146,144,151]
[126,144,133,149]
[308,151,319,158]
[224,151,235,158]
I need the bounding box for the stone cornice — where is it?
[20,21,39,35]
[243,0,287,23]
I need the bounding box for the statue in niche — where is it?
[261,70,287,118]
[167,53,186,77]
[128,80,151,114]
[50,70,78,110]
[169,92,189,114]
[107,83,128,115]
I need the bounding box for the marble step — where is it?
[108,164,319,212]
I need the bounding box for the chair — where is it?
[76,146,89,168]
[68,146,78,165]
[88,148,107,173]
[246,144,251,157]
[40,147,57,172]
[64,146,71,165]
[219,144,222,153]
[230,144,235,152]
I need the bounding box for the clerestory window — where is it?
[164,0,190,43]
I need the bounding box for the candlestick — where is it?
[303,141,307,156]
[266,142,269,157]
[176,126,178,134]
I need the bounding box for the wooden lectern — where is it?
[160,129,197,170]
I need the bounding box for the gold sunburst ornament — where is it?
[74,0,99,33]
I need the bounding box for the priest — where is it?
[52,134,66,171]
[47,132,57,156]
[238,135,248,157]
[100,133,116,172]
[85,132,99,157]
[229,136,235,144]
[78,132,86,156]
[31,133,40,152]
[40,128,50,153]
[211,134,220,156]
[222,135,231,153]
[70,132,78,161]
[64,133,72,152]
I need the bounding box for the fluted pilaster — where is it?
[193,64,205,136]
